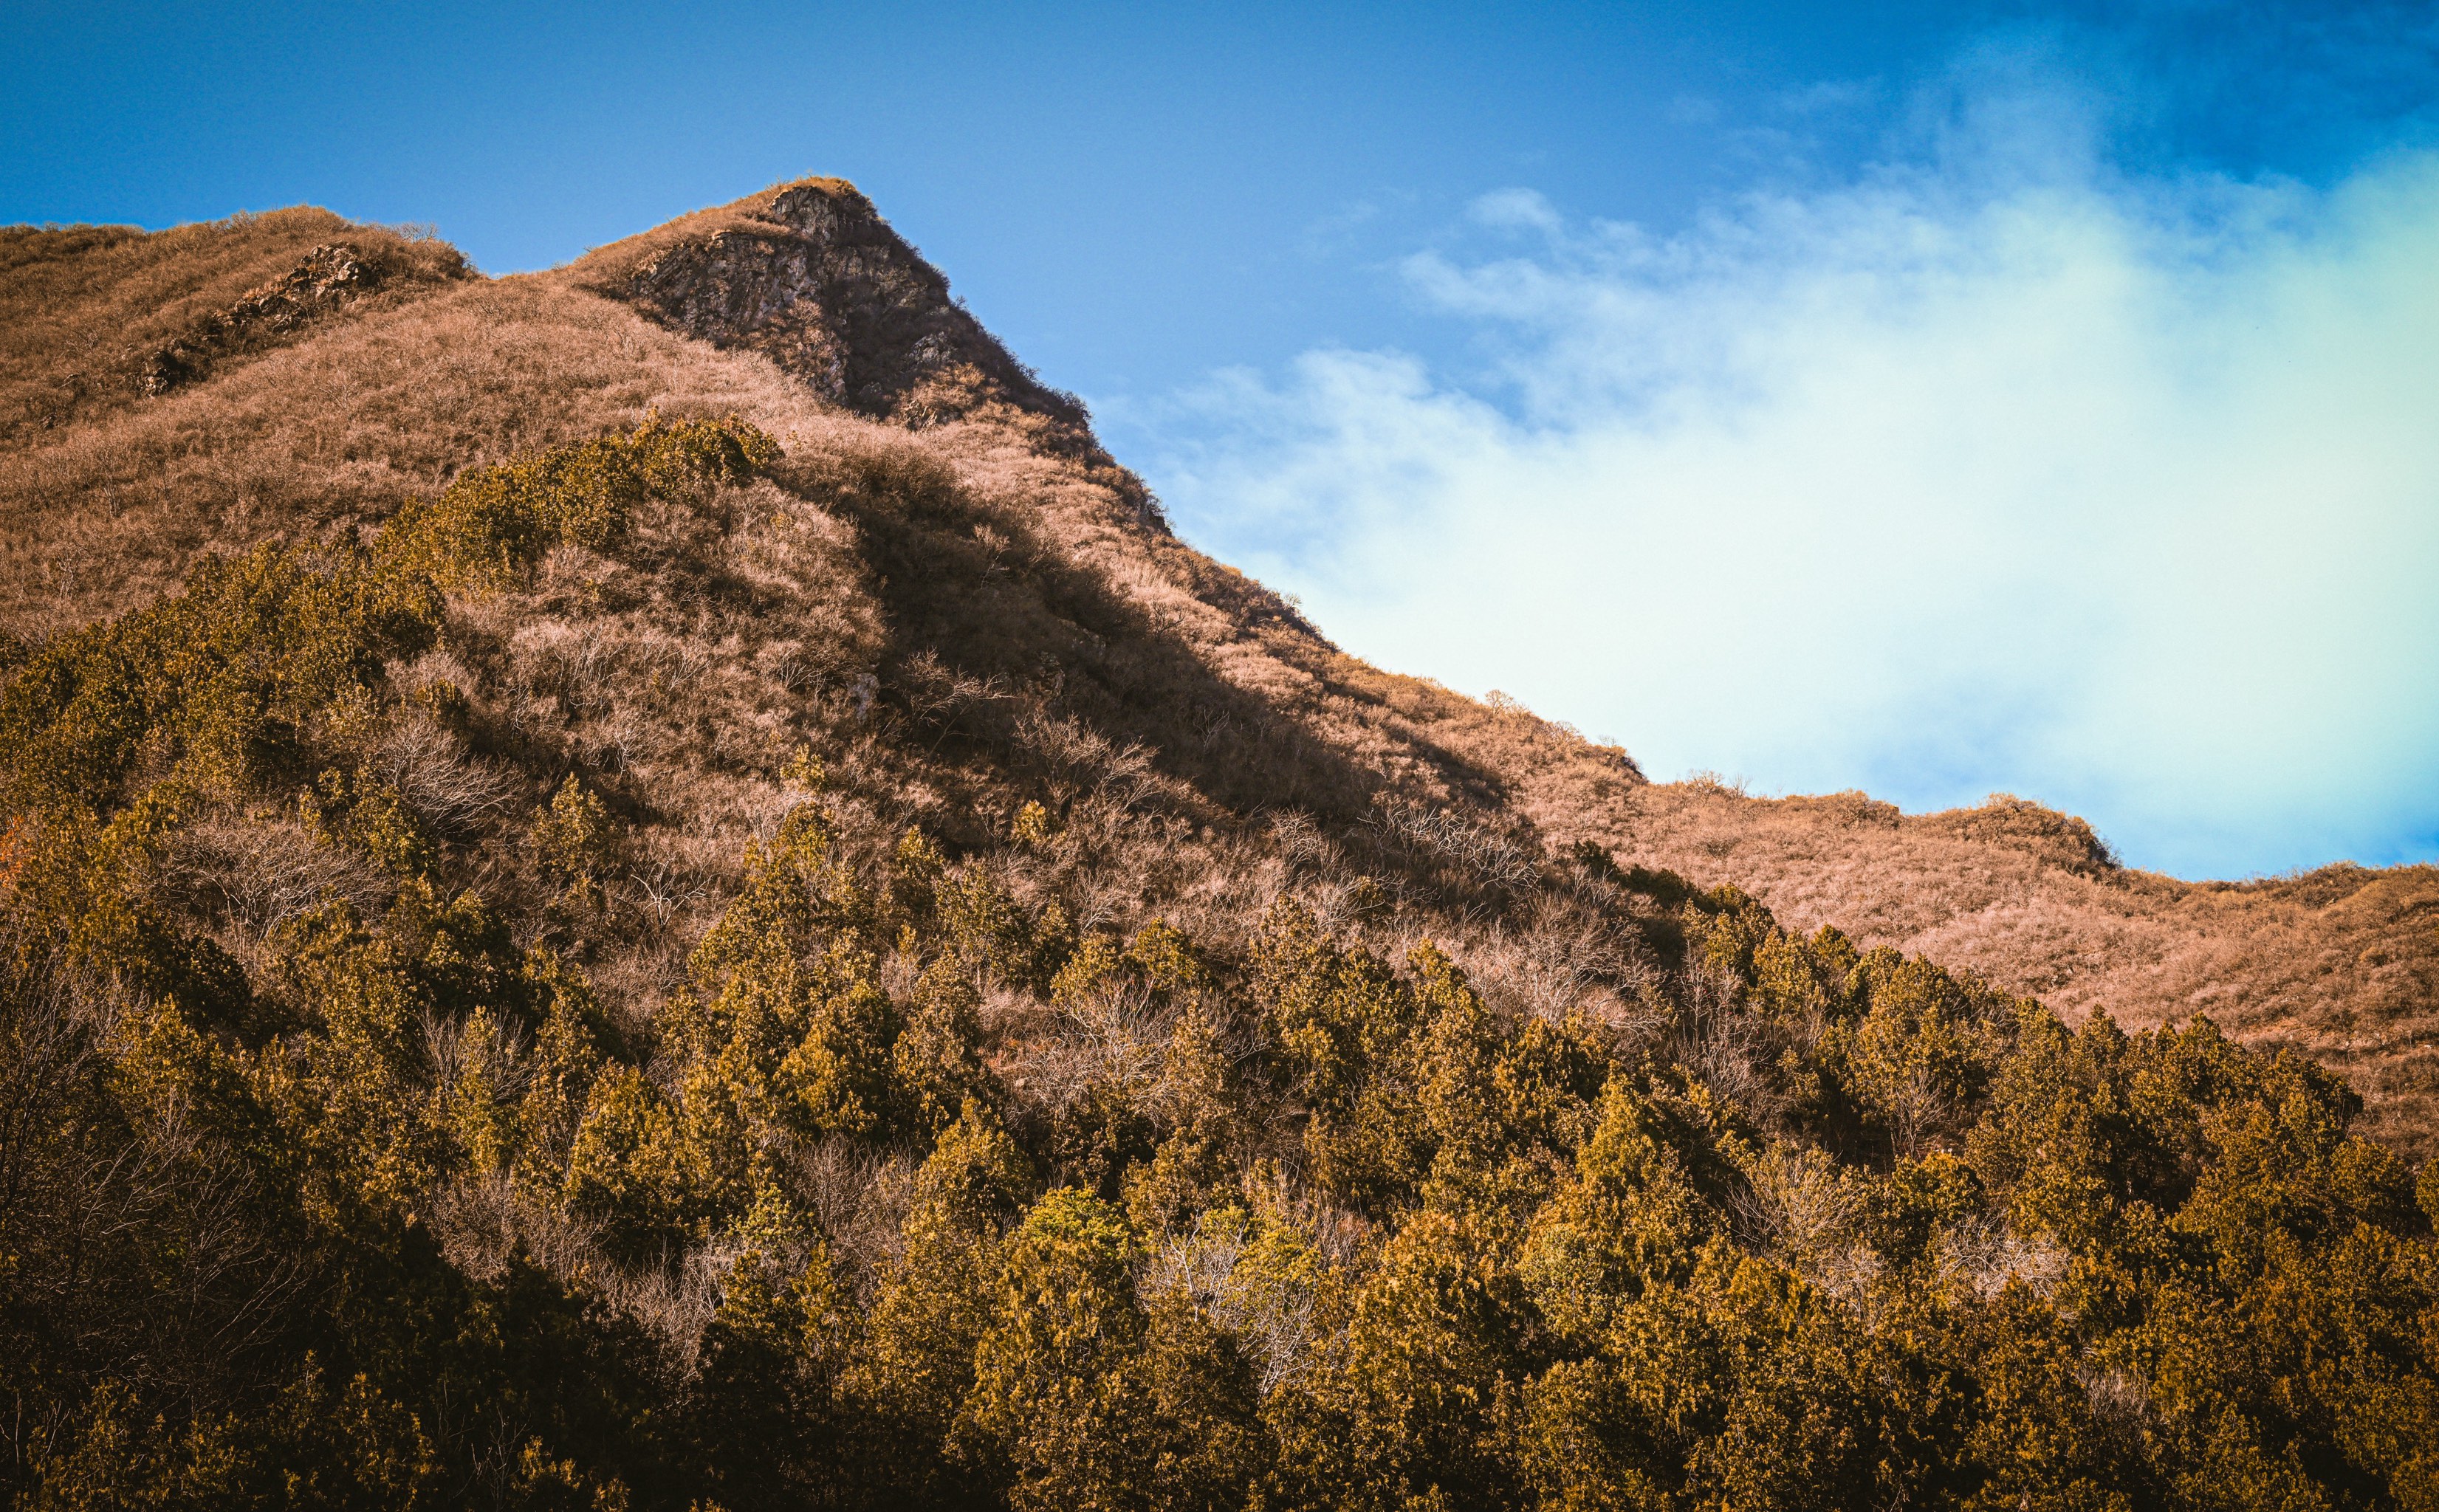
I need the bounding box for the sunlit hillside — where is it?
[2,181,2431,1508]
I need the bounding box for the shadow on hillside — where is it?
[795,443,1508,833]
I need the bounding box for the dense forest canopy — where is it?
[2,416,2432,1511]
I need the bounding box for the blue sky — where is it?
[7,1,2438,878]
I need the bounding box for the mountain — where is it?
[1,181,2432,1508]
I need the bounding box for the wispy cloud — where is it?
[1145,64,2439,879]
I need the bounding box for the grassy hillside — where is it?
[1598,788,2439,1154]
[3,188,2429,1153]
[0,181,2432,1508]
[0,210,467,450]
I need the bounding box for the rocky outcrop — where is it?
[137,241,463,395]
[597,182,1091,433]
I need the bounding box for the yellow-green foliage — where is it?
[383,413,780,590]
[3,419,2434,1511]
[0,543,437,811]
[531,772,621,902]
[0,414,776,823]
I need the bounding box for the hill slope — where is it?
[1,181,2432,1507]
[4,181,2429,1150]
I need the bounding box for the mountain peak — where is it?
[567,176,1089,436]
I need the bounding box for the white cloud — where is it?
[1146,97,2439,879]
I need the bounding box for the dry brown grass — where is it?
[0,209,467,448]
[0,275,846,633]
[1566,783,2439,1152]
[7,189,2431,1158]
[553,176,864,292]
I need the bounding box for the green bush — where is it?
[3,417,2432,1510]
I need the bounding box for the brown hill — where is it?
[2,177,2430,1154]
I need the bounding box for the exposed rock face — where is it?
[138,241,459,395]
[611,183,1091,432]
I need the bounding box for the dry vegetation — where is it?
[1584,785,2439,1153]
[0,209,467,447]
[2,180,2435,1508]
[1,179,2431,1161]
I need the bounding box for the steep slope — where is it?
[546,182,2438,1155]
[0,210,468,447]
[1602,786,2439,1150]
[1,179,2430,1150]
[565,176,1094,433]
[1,179,2432,1508]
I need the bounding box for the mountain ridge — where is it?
[2,177,2431,1150]
[1,179,2433,1507]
